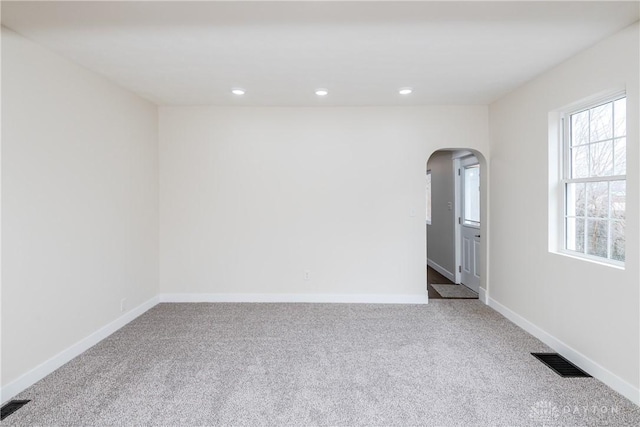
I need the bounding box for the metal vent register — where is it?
[1,400,31,420]
[531,353,591,378]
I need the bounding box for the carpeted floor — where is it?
[4,301,640,426]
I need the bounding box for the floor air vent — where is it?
[1,400,31,420]
[531,353,591,378]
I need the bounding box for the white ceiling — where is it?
[2,1,638,106]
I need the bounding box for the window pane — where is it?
[590,102,613,141]
[589,141,613,177]
[610,180,625,220]
[571,110,589,146]
[610,220,625,262]
[426,173,432,223]
[614,98,626,138]
[586,219,608,258]
[571,145,589,178]
[566,183,585,217]
[563,96,626,264]
[586,181,608,218]
[614,138,626,175]
[464,165,480,224]
[566,217,585,253]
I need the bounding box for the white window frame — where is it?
[559,91,626,267]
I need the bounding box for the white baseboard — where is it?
[426,258,455,282]
[488,297,639,406]
[478,287,487,304]
[1,296,159,404]
[159,293,428,304]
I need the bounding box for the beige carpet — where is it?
[432,283,478,299]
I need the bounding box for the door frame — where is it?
[452,151,478,285]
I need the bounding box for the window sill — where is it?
[552,249,625,270]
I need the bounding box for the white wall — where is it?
[489,23,639,396]
[159,106,489,299]
[1,28,159,388]
[426,151,456,278]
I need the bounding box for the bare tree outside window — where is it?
[565,96,626,263]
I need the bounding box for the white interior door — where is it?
[460,157,480,293]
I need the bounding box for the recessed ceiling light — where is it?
[315,88,328,96]
[231,88,246,95]
[399,87,413,95]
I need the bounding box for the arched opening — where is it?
[425,148,489,302]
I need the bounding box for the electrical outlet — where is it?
[304,270,311,281]
[120,298,127,312]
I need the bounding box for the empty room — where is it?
[1,1,639,425]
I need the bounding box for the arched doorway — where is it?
[426,149,488,301]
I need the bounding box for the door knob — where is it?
[475,234,481,238]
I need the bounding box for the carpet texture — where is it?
[4,301,639,426]
[431,284,479,299]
